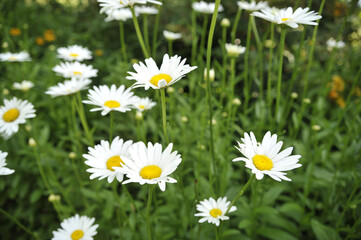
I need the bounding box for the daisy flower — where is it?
[233,131,302,181]
[57,45,92,62]
[52,62,98,79]
[83,137,133,183]
[225,43,246,57]
[104,8,134,22]
[252,7,322,28]
[97,0,161,14]
[135,5,159,15]
[192,1,224,14]
[0,97,36,136]
[46,78,91,98]
[0,151,15,175]
[82,84,139,115]
[237,0,268,12]
[326,38,345,51]
[0,51,31,62]
[163,30,182,41]
[195,197,237,226]
[52,214,98,240]
[13,80,34,91]
[127,54,197,90]
[115,142,182,191]
[133,97,156,112]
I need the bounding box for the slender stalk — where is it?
[168,40,173,56]
[226,174,255,214]
[119,21,128,62]
[75,92,93,145]
[130,6,149,58]
[0,208,40,240]
[275,28,286,122]
[191,2,198,65]
[152,2,163,58]
[267,23,275,112]
[250,15,261,48]
[199,15,209,61]
[228,57,236,104]
[243,16,252,111]
[109,111,114,142]
[231,9,242,42]
[143,14,150,53]
[146,185,154,240]
[160,88,169,143]
[215,225,220,240]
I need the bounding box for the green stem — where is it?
[250,15,261,48]
[109,111,114,142]
[0,208,40,240]
[130,6,149,58]
[75,92,94,145]
[215,225,220,240]
[231,9,242,42]
[152,3,162,58]
[143,14,150,53]
[226,174,255,214]
[275,28,286,123]
[168,40,173,56]
[191,2,198,65]
[160,88,169,144]
[199,15,209,61]
[267,23,275,113]
[146,185,154,240]
[119,21,128,62]
[243,16,252,111]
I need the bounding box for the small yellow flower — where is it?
[10,28,21,36]
[44,29,55,42]
[336,97,346,108]
[36,37,45,45]
[95,49,103,56]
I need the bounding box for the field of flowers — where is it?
[1,0,361,239]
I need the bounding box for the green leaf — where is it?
[257,227,298,240]
[310,219,341,240]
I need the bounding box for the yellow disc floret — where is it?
[104,100,121,108]
[150,73,172,87]
[106,156,125,171]
[210,208,222,218]
[73,71,82,75]
[71,230,84,240]
[140,165,162,180]
[69,53,79,57]
[281,18,291,21]
[252,154,273,171]
[3,108,20,122]
[139,105,145,109]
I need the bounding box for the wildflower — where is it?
[135,111,143,120]
[204,68,215,81]
[10,28,21,36]
[195,197,236,226]
[233,131,302,181]
[336,97,346,108]
[69,152,77,159]
[0,97,36,137]
[97,0,162,14]
[52,62,98,79]
[192,1,224,14]
[44,29,56,42]
[13,80,34,91]
[291,92,298,99]
[115,142,182,191]
[326,38,345,51]
[328,90,339,100]
[181,116,188,122]
[303,98,311,104]
[57,45,92,62]
[46,78,91,98]
[135,5,159,15]
[312,125,321,131]
[52,214,98,240]
[133,97,156,112]
[163,30,182,41]
[225,43,246,57]
[221,18,230,27]
[0,151,15,175]
[0,51,31,62]
[28,138,37,147]
[36,37,45,45]
[83,85,138,115]
[252,7,322,28]
[127,54,197,90]
[83,137,133,183]
[237,0,268,11]
[104,8,134,21]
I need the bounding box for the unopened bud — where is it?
[232,98,241,106]
[181,116,188,122]
[221,18,230,27]
[28,138,37,147]
[291,92,298,99]
[204,68,215,81]
[3,88,9,95]
[166,87,175,94]
[312,125,321,131]
[303,98,311,104]
[48,194,61,202]
[68,152,76,159]
[135,111,143,120]
[25,124,32,132]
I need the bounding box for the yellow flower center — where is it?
[252,154,273,171]
[281,18,291,21]
[69,53,79,57]
[3,108,20,122]
[73,71,82,75]
[104,100,121,108]
[139,105,145,109]
[210,208,222,218]
[106,156,125,171]
[140,165,162,179]
[71,230,84,240]
[150,73,172,87]
[9,56,17,60]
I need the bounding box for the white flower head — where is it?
[57,45,92,62]
[225,43,246,57]
[52,214,98,240]
[83,137,133,183]
[13,80,34,91]
[252,7,322,28]
[127,54,197,90]
[135,5,159,15]
[192,1,224,14]
[163,30,182,41]
[326,38,345,51]
[0,151,15,175]
[0,97,36,136]
[237,0,268,11]
[98,0,161,14]
[133,97,156,112]
[82,84,139,115]
[195,197,237,226]
[52,62,98,79]
[233,131,302,181]
[104,8,134,22]
[115,142,182,191]
[46,78,91,98]
[0,51,31,62]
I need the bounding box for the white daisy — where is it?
[252,7,322,28]
[326,38,346,51]
[163,30,182,41]
[192,1,224,14]
[237,0,268,12]
[133,97,156,112]
[52,62,98,79]
[97,0,161,14]
[0,151,15,175]
[127,54,197,90]
[13,80,34,91]
[1,132,14,141]
[83,137,133,183]
[0,51,31,62]
[135,5,159,15]
[52,214,98,240]
[57,45,92,62]
[195,197,237,226]
[225,43,246,57]
[233,131,302,181]
[0,97,36,136]
[104,8,134,22]
[46,78,91,98]
[82,84,139,115]
[115,142,182,191]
